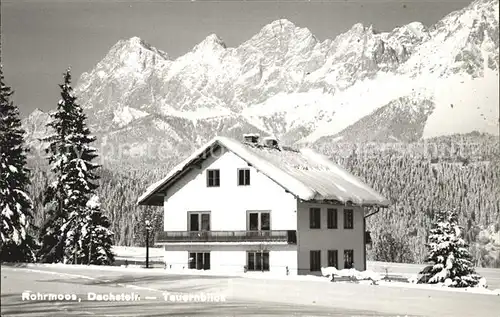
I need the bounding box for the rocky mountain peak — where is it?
[399,0,499,77]
[261,19,298,32]
[237,19,318,74]
[248,19,316,46]
[429,0,498,36]
[30,108,46,116]
[23,0,499,166]
[75,35,170,97]
[470,0,499,11]
[117,36,144,49]
[24,108,49,124]
[349,22,366,34]
[116,36,166,52]
[345,23,384,37]
[74,36,170,83]
[107,36,169,64]
[22,108,50,145]
[192,34,227,52]
[392,22,429,40]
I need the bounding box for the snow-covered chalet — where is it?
[137,134,390,275]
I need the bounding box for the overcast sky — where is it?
[1,0,470,117]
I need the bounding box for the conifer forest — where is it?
[24,132,500,267]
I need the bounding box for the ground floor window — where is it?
[188,252,210,270]
[310,250,321,272]
[247,251,270,271]
[344,249,354,269]
[328,250,338,268]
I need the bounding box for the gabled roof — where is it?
[137,136,390,207]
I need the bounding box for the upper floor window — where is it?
[188,212,210,231]
[248,211,270,231]
[207,169,220,187]
[327,208,338,229]
[309,208,321,229]
[238,168,250,186]
[344,209,353,229]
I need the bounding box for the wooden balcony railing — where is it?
[155,230,297,244]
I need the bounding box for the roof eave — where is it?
[359,199,391,208]
[137,201,159,207]
[302,196,390,208]
[136,138,223,206]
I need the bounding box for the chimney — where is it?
[263,136,279,149]
[243,133,260,144]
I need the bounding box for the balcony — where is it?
[155,230,297,245]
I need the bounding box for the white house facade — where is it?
[137,135,389,275]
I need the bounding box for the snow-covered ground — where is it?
[112,246,500,294]
[320,266,498,295]
[4,263,499,317]
[30,259,500,296]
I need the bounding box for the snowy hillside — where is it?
[23,0,499,164]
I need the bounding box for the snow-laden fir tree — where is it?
[0,66,37,262]
[63,195,114,265]
[38,68,114,264]
[418,210,484,287]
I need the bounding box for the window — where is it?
[344,250,354,269]
[247,251,269,271]
[327,208,338,229]
[309,208,321,229]
[344,209,353,229]
[188,252,210,270]
[238,168,250,186]
[248,211,270,231]
[328,250,338,268]
[310,250,321,272]
[207,169,220,187]
[188,212,210,231]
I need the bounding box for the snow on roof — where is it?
[137,136,390,207]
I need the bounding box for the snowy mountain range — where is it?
[23,0,499,166]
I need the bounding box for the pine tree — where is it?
[0,66,37,262]
[38,68,114,264]
[63,195,114,265]
[418,210,483,287]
